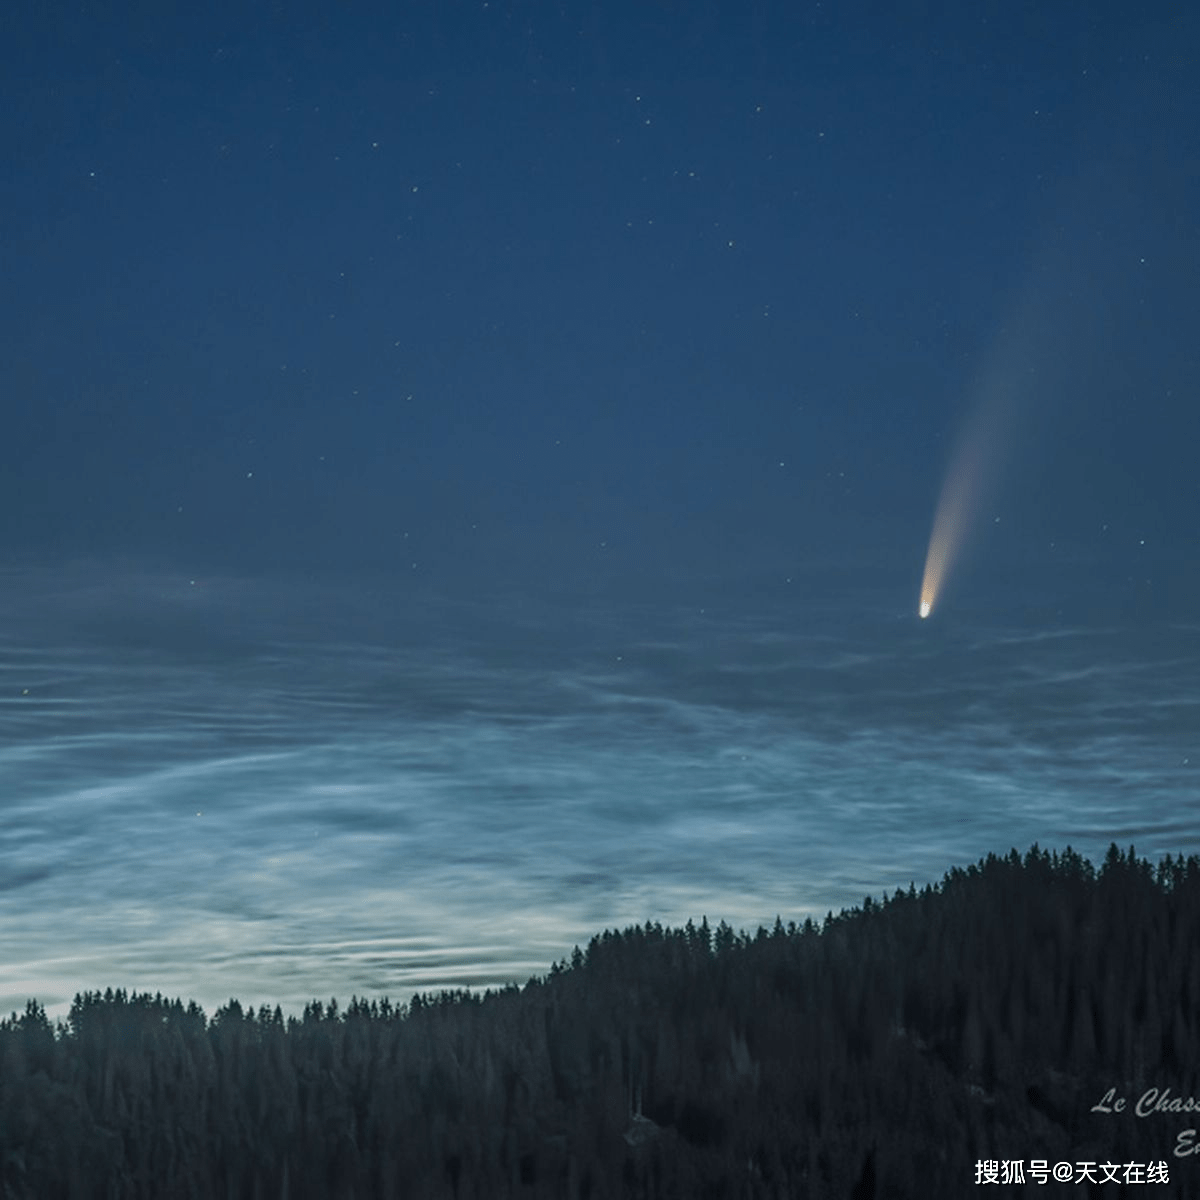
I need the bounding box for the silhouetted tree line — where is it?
[3,843,1200,1198]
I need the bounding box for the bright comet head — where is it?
[919,600,931,619]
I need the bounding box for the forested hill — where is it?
[4,844,1200,1198]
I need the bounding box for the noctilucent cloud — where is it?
[2,3,1198,1020]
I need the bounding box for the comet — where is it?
[916,167,1126,620]
[917,372,1013,620]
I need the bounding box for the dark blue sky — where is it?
[3,1,1197,607]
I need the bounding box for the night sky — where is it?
[3,3,1199,1018]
